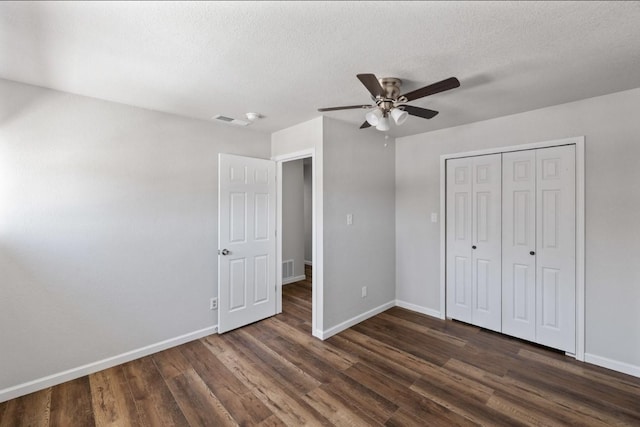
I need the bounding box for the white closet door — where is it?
[446,157,473,323]
[536,145,576,352]
[471,154,502,332]
[502,150,536,341]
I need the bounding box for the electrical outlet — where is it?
[347,213,353,225]
[361,286,367,298]
[210,298,218,310]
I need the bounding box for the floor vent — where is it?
[282,259,294,280]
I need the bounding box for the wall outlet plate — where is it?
[210,298,218,310]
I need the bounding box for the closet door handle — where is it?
[472,245,477,249]
[530,251,535,256]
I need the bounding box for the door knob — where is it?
[530,251,535,256]
[472,245,477,249]
[220,249,230,256]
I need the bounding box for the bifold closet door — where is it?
[502,150,537,342]
[502,145,576,353]
[446,157,473,323]
[536,145,575,353]
[446,154,501,331]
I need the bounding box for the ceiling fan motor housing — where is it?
[379,77,402,100]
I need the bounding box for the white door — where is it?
[471,154,502,332]
[502,150,537,341]
[535,145,575,352]
[502,146,576,352]
[218,154,276,333]
[446,154,501,330]
[446,157,473,323]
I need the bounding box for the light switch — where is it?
[431,212,438,223]
[347,213,353,225]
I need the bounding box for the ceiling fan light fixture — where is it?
[365,109,382,126]
[376,115,390,131]
[318,73,459,131]
[391,107,408,125]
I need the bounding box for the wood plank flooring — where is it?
[2,268,639,426]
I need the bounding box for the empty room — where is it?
[1,1,639,425]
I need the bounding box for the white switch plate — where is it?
[347,213,353,225]
[361,286,367,298]
[431,212,438,223]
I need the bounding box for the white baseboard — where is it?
[318,300,395,340]
[395,300,442,319]
[282,274,306,285]
[0,325,218,403]
[304,260,312,266]
[394,302,639,379]
[584,353,640,378]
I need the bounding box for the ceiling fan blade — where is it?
[360,121,371,129]
[400,77,460,102]
[401,105,439,119]
[357,73,385,98]
[318,104,373,112]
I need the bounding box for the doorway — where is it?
[280,157,313,330]
[275,149,320,337]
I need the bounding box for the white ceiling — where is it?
[1,1,640,137]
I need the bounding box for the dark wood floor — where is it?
[2,268,639,426]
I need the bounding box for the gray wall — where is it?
[272,117,325,336]
[304,158,312,264]
[0,79,270,394]
[272,116,396,336]
[282,159,305,279]
[323,118,396,329]
[396,87,640,371]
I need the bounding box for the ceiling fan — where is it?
[318,74,460,131]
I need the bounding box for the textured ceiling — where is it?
[1,1,640,137]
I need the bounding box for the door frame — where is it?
[273,148,322,338]
[439,136,586,360]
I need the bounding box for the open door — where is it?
[218,153,276,333]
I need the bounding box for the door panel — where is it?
[254,193,270,240]
[513,264,530,320]
[536,145,575,352]
[541,190,560,249]
[229,259,247,310]
[447,154,501,330]
[454,256,468,305]
[475,259,490,310]
[446,158,473,322]
[470,154,502,331]
[254,255,269,302]
[219,154,276,333]
[541,267,560,327]
[230,193,247,242]
[502,150,536,341]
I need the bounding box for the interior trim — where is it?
[0,326,217,404]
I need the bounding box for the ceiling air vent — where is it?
[211,115,250,127]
